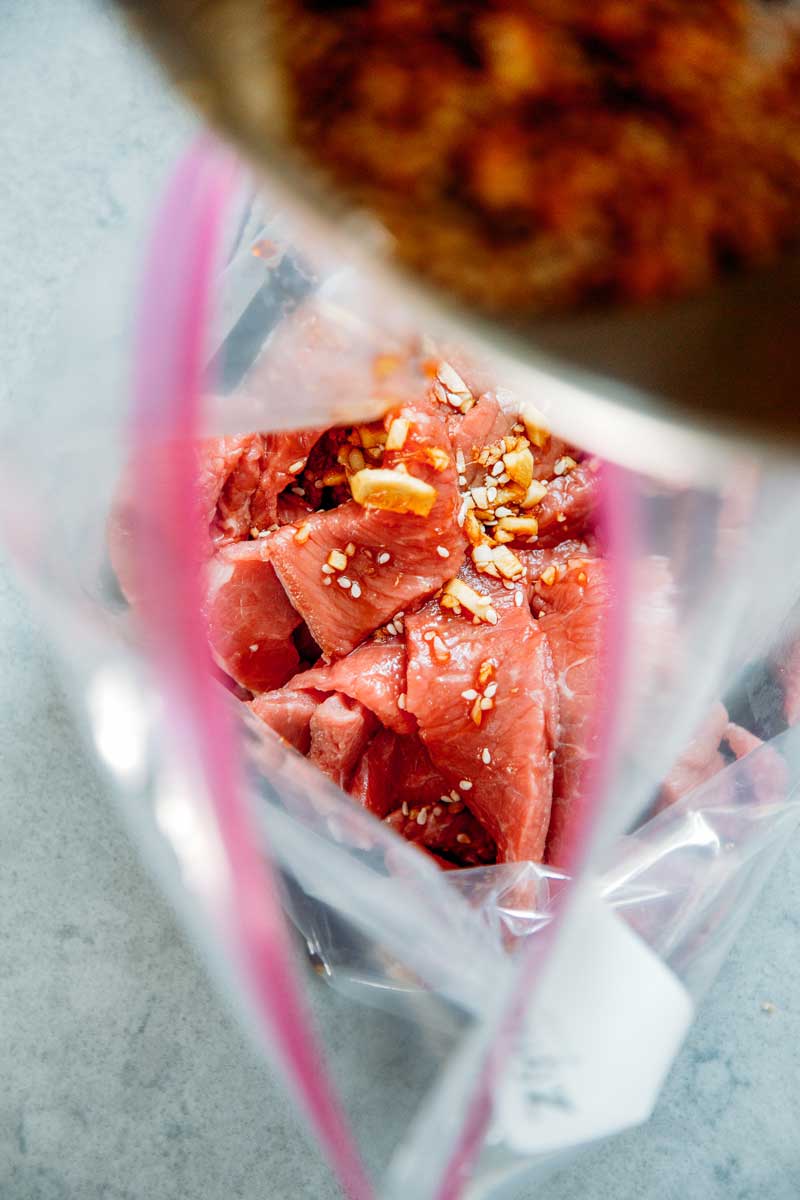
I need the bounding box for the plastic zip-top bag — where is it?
[3,138,800,1200]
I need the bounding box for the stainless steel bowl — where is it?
[111,0,800,475]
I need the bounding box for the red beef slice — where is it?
[206,539,301,693]
[535,461,600,548]
[405,589,558,864]
[348,728,498,864]
[385,803,496,867]
[198,428,323,543]
[538,557,610,868]
[249,689,321,754]
[349,727,400,817]
[268,404,465,659]
[288,637,414,734]
[309,694,376,788]
[656,702,730,812]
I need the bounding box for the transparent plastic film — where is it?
[2,132,800,1200]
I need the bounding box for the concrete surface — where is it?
[1,2,799,1197]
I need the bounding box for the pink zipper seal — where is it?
[131,136,373,1200]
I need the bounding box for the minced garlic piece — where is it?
[491,545,524,579]
[519,401,550,448]
[327,549,348,571]
[385,417,410,450]
[423,446,451,471]
[442,578,497,623]
[350,467,437,516]
[521,480,548,508]
[497,515,539,538]
[359,425,388,449]
[503,447,534,488]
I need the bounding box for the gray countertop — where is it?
[2,2,799,1197]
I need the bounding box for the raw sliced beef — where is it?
[724,723,789,807]
[249,688,321,753]
[349,727,400,817]
[251,428,324,529]
[446,393,507,464]
[289,637,414,734]
[405,588,558,863]
[656,703,730,811]
[199,434,265,543]
[309,694,376,788]
[198,428,323,542]
[269,403,465,658]
[277,492,314,526]
[538,556,610,867]
[535,461,600,547]
[385,803,496,867]
[206,539,302,693]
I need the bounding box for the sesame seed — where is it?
[397,693,407,710]
[386,622,398,636]
[440,794,453,804]
[456,449,466,473]
[322,576,332,586]
[350,581,362,599]
[401,802,409,816]
[436,545,450,558]
[321,564,334,574]
[495,506,513,518]
[395,611,405,619]
[485,607,499,625]
[458,474,468,486]
[484,682,498,698]
[433,807,442,817]
[290,486,306,496]
[288,458,306,474]
[258,529,270,538]
[458,779,473,791]
[450,790,460,802]
[338,576,352,589]
[456,833,472,845]
[480,697,494,711]
[514,589,524,607]
[314,479,324,488]
[345,542,356,557]
[498,472,510,484]
[502,580,516,589]
[417,808,428,825]
[481,747,492,764]
[294,524,311,545]
[461,689,479,700]
[249,644,259,652]
[491,460,505,477]
[512,422,524,433]
[432,635,450,662]
[423,630,436,641]
[377,551,391,565]
[486,486,498,504]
